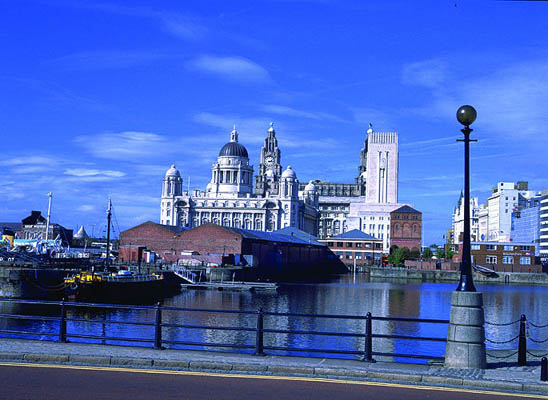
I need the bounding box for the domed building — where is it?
[160,125,319,234]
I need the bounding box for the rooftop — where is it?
[329,229,380,240]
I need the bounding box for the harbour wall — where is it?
[363,266,548,285]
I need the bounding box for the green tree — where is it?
[436,248,445,260]
[388,247,410,267]
[422,247,433,259]
[445,248,455,260]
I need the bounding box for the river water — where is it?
[1,274,547,363]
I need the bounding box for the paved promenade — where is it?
[1,338,548,396]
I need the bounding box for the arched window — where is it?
[395,223,399,231]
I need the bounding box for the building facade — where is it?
[160,125,319,235]
[541,190,548,262]
[450,241,540,272]
[319,229,383,266]
[303,124,416,252]
[451,193,480,244]
[485,182,536,242]
[389,205,422,252]
[511,194,542,256]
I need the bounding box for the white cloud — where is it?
[187,56,271,83]
[77,205,96,212]
[0,156,59,167]
[64,168,126,178]
[75,131,173,160]
[401,58,448,88]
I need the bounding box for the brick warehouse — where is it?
[120,222,338,276]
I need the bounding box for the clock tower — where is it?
[255,122,282,197]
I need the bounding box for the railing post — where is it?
[59,298,67,343]
[154,302,162,350]
[254,307,265,356]
[518,314,527,366]
[541,357,548,382]
[362,312,375,362]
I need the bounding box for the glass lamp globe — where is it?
[456,105,477,126]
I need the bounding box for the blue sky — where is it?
[1,0,547,244]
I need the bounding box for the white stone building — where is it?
[451,192,480,244]
[485,182,536,241]
[312,126,414,252]
[160,125,319,234]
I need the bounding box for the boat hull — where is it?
[65,279,164,304]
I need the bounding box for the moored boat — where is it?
[64,270,164,303]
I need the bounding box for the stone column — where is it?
[445,291,486,369]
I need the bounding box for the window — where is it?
[327,242,334,247]
[337,242,344,247]
[503,256,513,264]
[346,253,352,260]
[355,253,362,260]
[395,224,399,231]
[520,246,529,251]
[486,244,497,250]
[520,257,531,265]
[336,252,343,258]
[346,242,353,248]
[471,244,480,250]
[504,245,514,251]
[356,243,362,248]
[486,256,497,264]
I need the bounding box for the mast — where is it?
[105,198,112,269]
[45,192,52,241]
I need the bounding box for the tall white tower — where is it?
[161,164,182,225]
[365,127,399,204]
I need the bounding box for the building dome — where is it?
[281,165,297,179]
[218,142,249,158]
[165,164,181,177]
[304,180,316,191]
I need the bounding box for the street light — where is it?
[456,105,477,292]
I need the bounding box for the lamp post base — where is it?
[445,291,486,369]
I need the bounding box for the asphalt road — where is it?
[0,363,542,400]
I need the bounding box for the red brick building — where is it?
[389,205,421,252]
[319,229,383,266]
[120,222,330,271]
[448,241,541,273]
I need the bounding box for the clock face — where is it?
[265,155,274,167]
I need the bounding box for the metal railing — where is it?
[486,315,548,365]
[0,298,449,362]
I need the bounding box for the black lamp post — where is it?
[456,105,477,292]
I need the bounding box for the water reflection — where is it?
[2,274,548,363]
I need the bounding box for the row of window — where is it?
[329,242,383,249]
[477,244,530,251]
[393,215,419,220]
[335,252,382,260]
[485,255,531,265]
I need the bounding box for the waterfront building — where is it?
[319,229,383,266]
[484,182,536,242]
[389,205,422,252]
[541,189,548,262]
[451,193,480,243]
[20,211,73,246]
[120,222,329,271]
[300,125,418,252]
[160,125,319,235]
[451,241,540,272]
[511,194,542,256]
